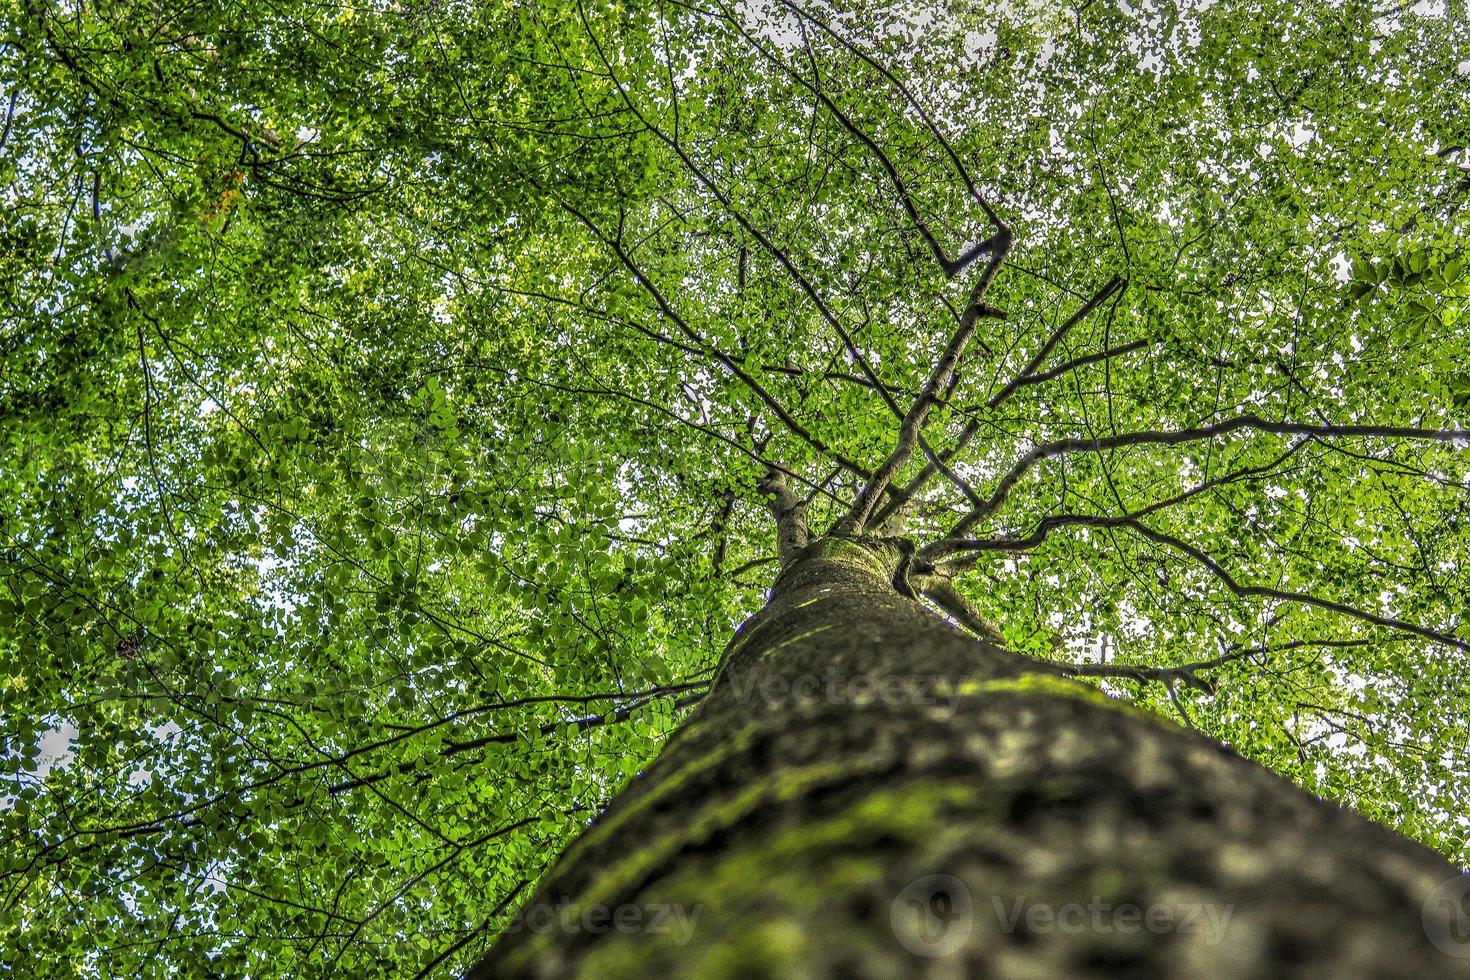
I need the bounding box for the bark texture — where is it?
[472,536,1466,978]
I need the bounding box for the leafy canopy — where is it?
[2,0,1468,975]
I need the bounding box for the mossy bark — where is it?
[473,536,1466,978]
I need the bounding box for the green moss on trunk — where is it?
[473,537,1465,978]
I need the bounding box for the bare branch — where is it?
[525,369,848,508]
[940,414,1468,545]
[928,437,1313,569]
[328,684,709,796]
[840,231,1011,533]
[411,881,528,980]
[913,432,986,516]
[550,190,873,481]
[1164,678,1195,727]
[1128,520,1470,652]
[0,91,16,154]
[917,575,1261,698]
[775,0,1003,229]
[870,275,1126,530]
[915,575,1008,648]
[1011,337,1148,389]
[925,513,1470,652]
[725,6,1001,278]
[985,274,1126,410]
[759,467,810,562]
[572,7,906,430]
[1057,647,1250,694]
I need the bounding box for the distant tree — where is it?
[2,0,1467,976]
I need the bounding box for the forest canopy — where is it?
[2,0,1468,975]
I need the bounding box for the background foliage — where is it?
[2,0,1468,975]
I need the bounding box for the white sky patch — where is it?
[152,720,183,741]
[964,29,998,62]
[34,721,78,775]
[1,718,80,810]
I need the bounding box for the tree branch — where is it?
[1010,337,1148,389]
[983,274,1126,411]
[573,5,906,431]
[759,467,810,562]
[928,437,1312,569]
[938,414,1467,545]
[1056,647,1250,695]
[871,274,1124,531]
[775,0,1003,229]
[411,880,528,980]
[924,513,1469,652]
[914,575,1008,648]
[549,190,873,481]
[840,230,1011,533]
[724,5,1001,278]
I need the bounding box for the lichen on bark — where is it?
[473,536,1466,979]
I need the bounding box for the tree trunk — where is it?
[473,536,1466,978]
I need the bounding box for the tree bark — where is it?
[473,536,1466,978]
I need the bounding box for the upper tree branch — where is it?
[520,368,846,508]
[723,3,1003,278]
[983,274,1126,411]
[775,0,1002,228]
[1010,337,1148,389]
[936,414,1468,546]
[550,191,872,481]
[759,467,810,562]
[926,438,1314,573]
[871,275,1125,530]
[924,512,1470,652]
[840,230,1011,533]
[574,5,906,430]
